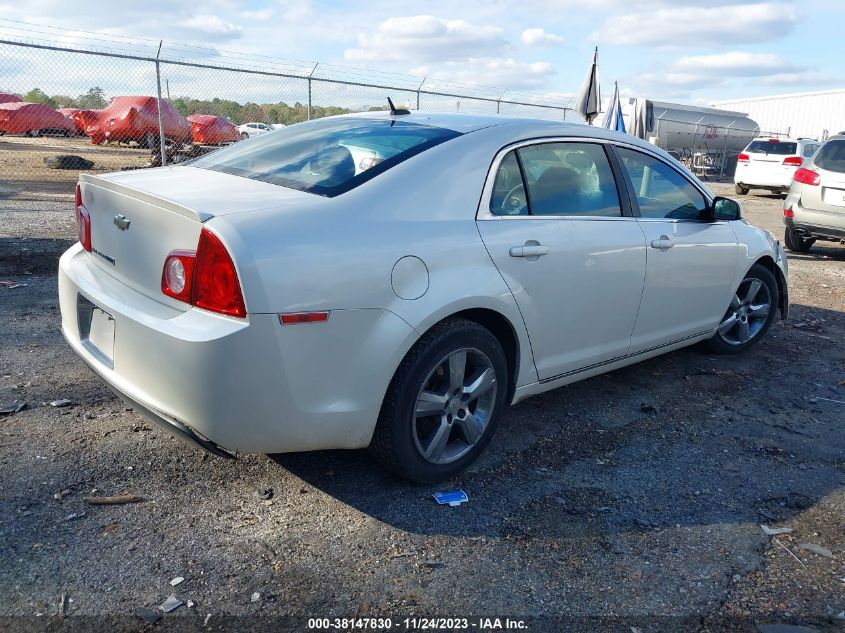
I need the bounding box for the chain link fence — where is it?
[0,26,575,195]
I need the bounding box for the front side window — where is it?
[616,147,708,220]
[516,142,622,216]
[191,117,461,196]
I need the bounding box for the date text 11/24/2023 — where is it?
[307,617,529,630]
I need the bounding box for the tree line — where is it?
[9,87,385,125]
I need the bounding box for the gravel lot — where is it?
[0,164,843,632]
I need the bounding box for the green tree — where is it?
[76,87,107,109]
[23,88,56,107]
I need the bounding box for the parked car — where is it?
[73,96,192,147]
[59,113,788,482]
[783,134,845,252]
[57,107,84,135]
[0,93,22,104]
[236,122,274,140]
[0,102,76,136]
[734,137,821,196]
[187,114,239,145]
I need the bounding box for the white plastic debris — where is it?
[50,399,73,408]
[250,592,261,603]
[187,600,195,608]
[170,577,184,587]
[800,543,832,558]
[761,524,793,536]
[160,596,183,613]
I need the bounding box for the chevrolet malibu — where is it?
[59,112,789,482]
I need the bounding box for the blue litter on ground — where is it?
[432,490,468,506]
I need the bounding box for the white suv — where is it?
[735,137,821,196]
[783,135,845,252]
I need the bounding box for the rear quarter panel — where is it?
[213,126,539,389]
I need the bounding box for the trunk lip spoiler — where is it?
[79,173,212,222]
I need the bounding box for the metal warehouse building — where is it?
[711,88,845,141]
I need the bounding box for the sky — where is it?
[0,0,842,107]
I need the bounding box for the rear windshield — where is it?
[190,117,461,197]
[746,140,797,155]
[814,139,845,173]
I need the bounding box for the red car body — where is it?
[0,93,22,104]
[57,108,84,134]
[186,114,239,145]
[0,102,76,136]
[73,96,192,145]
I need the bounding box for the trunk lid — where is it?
[79,166,312,306]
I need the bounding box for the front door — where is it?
[613,146,738,352]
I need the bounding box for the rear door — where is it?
[613,145,738,352]
[476,140,647,381]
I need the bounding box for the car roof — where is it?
[339,110,573,133]
[749,137,816,144]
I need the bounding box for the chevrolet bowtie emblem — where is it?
[113,213,130,231]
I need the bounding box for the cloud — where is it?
[595,3,798,46]
[626,50,827,100]
[344,15,506,63]
[672,51,800,77]
[182,15,242,39]
[521,28,564,47]
[410,58,555,90]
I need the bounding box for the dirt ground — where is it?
[0,158,843,633]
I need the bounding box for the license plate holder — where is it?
[822,187,845,207]
[77,295,115,368]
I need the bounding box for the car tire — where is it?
[735,184,749,195]
[240,132,249,140]
[706,263,779,354]
[784,227,814,253]
[369,318,508,483]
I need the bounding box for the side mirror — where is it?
[711,196,741,221]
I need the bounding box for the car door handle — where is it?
[509,244,549,258]
[650,236,675,250]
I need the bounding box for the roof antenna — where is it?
[387,97,410,116]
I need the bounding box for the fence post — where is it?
[496,90,506,114]
[154,41,166,167]
[416,76,426,111]
[719,121,734,180]
[307,63,318,121]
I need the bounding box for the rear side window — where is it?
[815,140,845,173]
[191,118,461,196]
[517,142,622,216]
[802,144,819,157]
[746,140,798,155]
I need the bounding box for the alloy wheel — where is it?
[412,347,498,465]
[718,277,772,345]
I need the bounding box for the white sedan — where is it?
[59,112,789,482]
[236,121,274,140]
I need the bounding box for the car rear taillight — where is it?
[75,183,91,252]
[737,152,750,163]
[782,156,803,166]
[793,167,820,186]
[192,229,246,317]
[160,228,246,318]
[783,208,795,218]
[161,250,196,303]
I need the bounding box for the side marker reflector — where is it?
[279,311,330,325]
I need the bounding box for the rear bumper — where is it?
[734,167,794,190]
[59,243,417,455]
[784,217,845,241]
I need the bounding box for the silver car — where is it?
[783,135,845,252]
